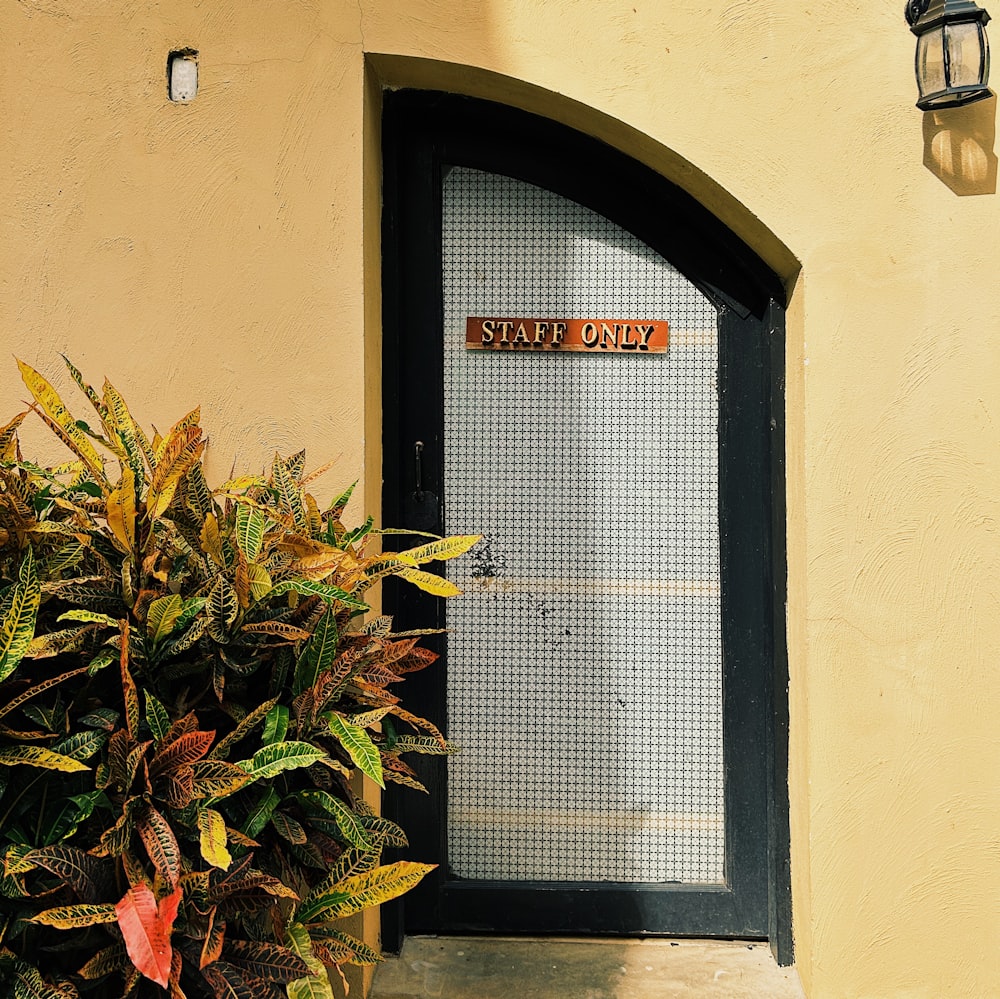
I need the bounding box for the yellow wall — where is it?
[3,2,999,996]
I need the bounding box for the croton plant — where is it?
[0,359,475,998]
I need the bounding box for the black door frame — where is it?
[380,90,792,965]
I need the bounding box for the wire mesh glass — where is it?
[441,167,724,884]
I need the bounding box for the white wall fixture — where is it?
[168,50,198,103]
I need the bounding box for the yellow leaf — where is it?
[148,425,203,519]
[106,467,137,555]
[0,745,90,772]
[399,534,481,565]
[245,562,272,603]
[197,808,232,871]
[397,567,462,598]
[200,512,225,567]
[17,360,107,487]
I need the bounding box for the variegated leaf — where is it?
[209,696,278,760]
[146,594,184,646]
[326,713,383,788]
[17,359,107,486]
[106,467,137,555]
[0,546,40,682]
[147,424,203,519]
[307,928,383,966]
[240,742,327,782]
[397,566,462,597]
[298,861,434,922]
[272,454,308,534]
[29,903,118,928]
[265,577,367,611]
[297,790,372,850]
[398,533,481,564]
[294,606,338,694]
[136,806,182,888]
[189,759,253,799]
[284,924,335,999]
[0,746,89,772]
[101,379,147,480]
[198,808,232,870]
[207,574,239,641]
[77,942,129,980]
[235,504,267,563]
[222,939,310,984]
[270,811,307,845]
[145,692,170,742]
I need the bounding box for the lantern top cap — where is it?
[906,0,991,33]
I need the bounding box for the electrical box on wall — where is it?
[168,50,198,102]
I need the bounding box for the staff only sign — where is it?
[466,317,669,353]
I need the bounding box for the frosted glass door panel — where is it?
[442,168,724,884]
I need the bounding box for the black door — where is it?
[381,91,789,955]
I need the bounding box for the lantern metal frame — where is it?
[905,0,993,110]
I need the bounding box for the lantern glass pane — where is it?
[917,28,947,97]
[945,21,986,88]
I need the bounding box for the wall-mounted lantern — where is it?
[906,0,993,109]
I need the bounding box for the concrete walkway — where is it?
[371,936,807,999]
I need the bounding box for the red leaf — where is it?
[115,883,181,988]
[149,730,215,778]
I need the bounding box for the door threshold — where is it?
[370,935,805,999]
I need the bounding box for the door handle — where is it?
[414,440,425,502]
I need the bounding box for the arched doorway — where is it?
[380,90,790,963]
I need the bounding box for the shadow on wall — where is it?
[923,95,998,195]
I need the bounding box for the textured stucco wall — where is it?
[3,2,999,997]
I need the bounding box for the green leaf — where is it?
[242,786,281,839]
[0,547,40,683]
[50,729,107,761]
[144,692,170,742]
[262,704,289,746]
[341,516,374,547]
[294,606,338,695]
[325,480,356,518]
[298,861,434,922]
[0,746,89,773]
[326,714,383,788]
[297,790,372,850]
[240,742,328,782]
